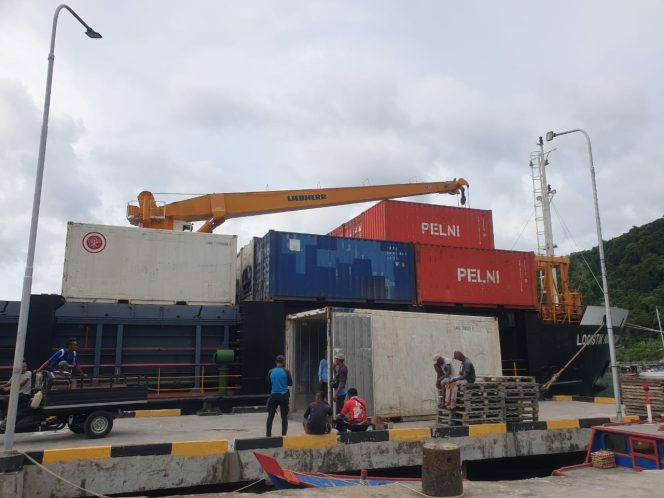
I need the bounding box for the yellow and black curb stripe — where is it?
[22,415,646,465]
[121,408,182,418]
[24,439,228,465]
[551,395,616,404]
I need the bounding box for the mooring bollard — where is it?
[422,441,463,497]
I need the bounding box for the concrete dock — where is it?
[0,401,640,498]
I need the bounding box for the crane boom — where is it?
[127,178,469,232]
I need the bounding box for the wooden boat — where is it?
[553,420,664,475]
[254,451,422,489]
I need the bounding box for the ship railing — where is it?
[502,359,529,377]
[151,366,241,395]
[64,363,242,397]
[538,302,583,324]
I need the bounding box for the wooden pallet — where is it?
[436,380,540,425]
[621,377,664,416]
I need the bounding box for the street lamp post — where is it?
[3,4,101,453]
[545,128,622,422]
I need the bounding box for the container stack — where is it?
[325,199,537,310]
[238,200,538,311]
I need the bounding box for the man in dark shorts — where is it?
[266,354,292,437]
[303,391,332,435]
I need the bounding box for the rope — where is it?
[394,480,434,496]
[541,322,605,392]
[551,203,604,293]
[19,451,112,498]
[510,209,535,250]
[232,478,263,492]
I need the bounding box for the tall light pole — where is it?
[3,4,101,453]
[545,128,622,422]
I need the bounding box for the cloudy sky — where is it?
[0,1,662,300]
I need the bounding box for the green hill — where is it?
[568,216,664,362]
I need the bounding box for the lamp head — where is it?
[86,28,102,39]
[546,131,556,142]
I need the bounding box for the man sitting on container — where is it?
[335,387,368,433]
[445,351,476,410]
[303,391,332,435]
[433,355,453,408]
[35,337,86,378]
[266,354,293,437]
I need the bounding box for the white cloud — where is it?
[0,1,663,300]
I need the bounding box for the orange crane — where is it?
[127,179,469,233]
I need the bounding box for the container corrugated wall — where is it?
[416,245,537,309]
[237,238,257,302]
[328,200,494,249]
[253,231,415,303]
[285,308,502,418]
[62,222,237,305]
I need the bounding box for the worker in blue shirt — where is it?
[266,354,293,437]
[318,352,328,399]
[35,337,86,376]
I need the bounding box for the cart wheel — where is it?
[83,411,114,438]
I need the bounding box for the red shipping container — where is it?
[327,200,494,249]
[415,245,537,309]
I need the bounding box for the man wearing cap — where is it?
[433,355,453,408]
[332,352,348,414]
[49,361,73,390]
[266,354,293,437]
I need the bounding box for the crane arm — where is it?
[127,179,469,232]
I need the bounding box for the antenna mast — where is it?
[530,137,556,256]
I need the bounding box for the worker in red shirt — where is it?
[335,387,368,433]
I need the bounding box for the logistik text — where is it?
[576,334,609,346]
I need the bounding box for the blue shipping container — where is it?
[253,231,416,303]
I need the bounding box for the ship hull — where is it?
[1,296,611,404]
[498,310,611,396]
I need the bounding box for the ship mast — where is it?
[530,137,556,256]
[530,137,582,323]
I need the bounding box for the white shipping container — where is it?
[236,238,256,302]
[286,308,501,419]
[62,222,237,305]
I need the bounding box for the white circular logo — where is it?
[82,232,106,253]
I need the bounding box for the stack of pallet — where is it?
[436,376,539,426]
[621,375,664,417]
[481,375,540,423]
[437,382,505,426]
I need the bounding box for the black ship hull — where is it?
[499,310,611,397]
[1,296,612,409]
